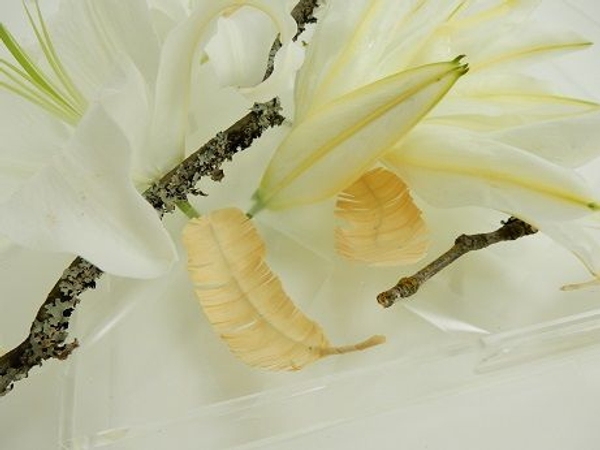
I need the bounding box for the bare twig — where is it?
[0,0,321,398]
[377,217,538,308]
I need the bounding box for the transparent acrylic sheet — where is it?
[1,0,600,449]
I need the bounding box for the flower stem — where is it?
[176,200,201,219]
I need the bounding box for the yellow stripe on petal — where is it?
[295,0,468,120]
[471,29,592,71]
[384,125,600,222]
[335,168,429,266]
[426,91,600,131]
[253,58,468,213]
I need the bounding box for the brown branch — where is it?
[0,0,321,398]
[377,217,538,308]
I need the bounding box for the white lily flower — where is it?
[252,0,471,212]
[380,0,600,284]
[0,0,298,278]
[253,0,600,282]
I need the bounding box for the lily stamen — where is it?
[0,0,87,124]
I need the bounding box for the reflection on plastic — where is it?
[403,303,490,335]
[477,309,600,372]
[62,307,600,449]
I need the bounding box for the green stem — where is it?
[176,200,201,219]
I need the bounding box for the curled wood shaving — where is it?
[335,168,430,266]
[183,207,385,371]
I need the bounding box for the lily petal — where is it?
[295,0,465,120]
[204,7,280,89]
[414,0,540,64]
[427,80,600,132]
[0,103,177,278]
[492,109,600,168]
[254,59,467,211]
[96,57,153,187]
[0,91,69,198]
[538,214,600,289]
[51,0,161,97]
[469,26,591,71]
[407,1,587,70]
[383,125,600,222]
[421,73,600,166]
[145,0,297,181]
[147,0,189,42]
[204,3,304,102]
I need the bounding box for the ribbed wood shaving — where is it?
[335,168,430,266]
[183,207,385,371]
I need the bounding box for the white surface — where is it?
[1,1,600,449]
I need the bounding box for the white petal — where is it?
[293,0,371,119]
[205,7,279,88]
[0,104,177,278]
[51,0,161,97]
[239,36,304,102]
[383,125,600,221]
[449,72,554,97]
[539,214,600,288]
[204,5,304,102]
[147,0,189,42]
[469,26,591,71]
[427,87,600,137]
[492,109,600,168]
[413,0,540,65]
[413,1,588,71]
[373,0,468,77]
[254,60,467,211]
[295,0,464,120]
[146,0,297,179]
[96,57,153,187]
[422,74,600,166]
[0,91,69,199]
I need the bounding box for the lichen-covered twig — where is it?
[0,100,284,396]
[291,0,320,36]
[264,0,321,78]
[0,0,321,397]
[0,258,101,395]
[144,99,284,215]
[377,217,538,308]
